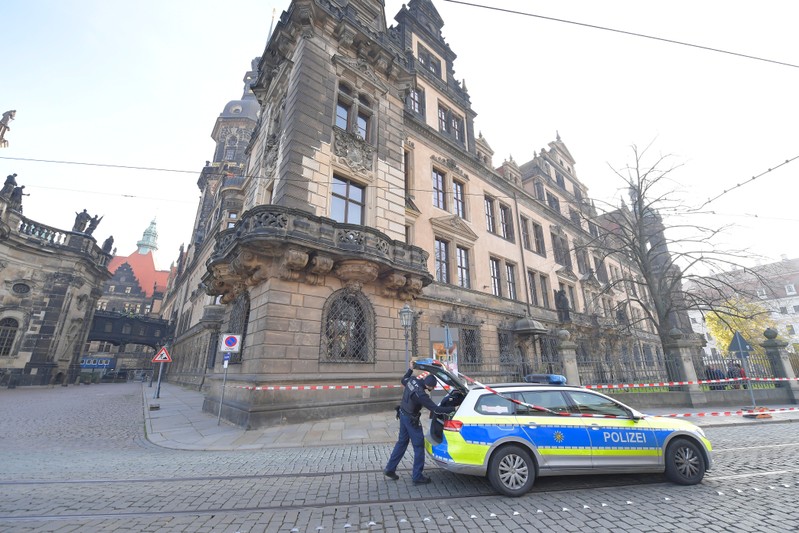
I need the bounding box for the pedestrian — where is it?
[384,362,456,485]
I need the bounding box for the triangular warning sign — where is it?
[152,347,172,363]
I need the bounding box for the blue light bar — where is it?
[523,373,568,385]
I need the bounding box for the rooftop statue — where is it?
[0,110,15,148]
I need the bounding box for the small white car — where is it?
[415,359,713,497]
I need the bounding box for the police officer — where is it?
[384,364,455,484]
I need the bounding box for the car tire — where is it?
[487,445,536,497]
[665,438,706,485]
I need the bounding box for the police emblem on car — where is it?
[414,359,713,497]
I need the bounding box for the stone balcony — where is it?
[12,214,111,269]
[203,205,433,303]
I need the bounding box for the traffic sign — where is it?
[728,331,752,358]
[152,347,172,363]
[220,334,241,353]
[223,353,231,361]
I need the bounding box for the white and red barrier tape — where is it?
[234,384,404,391]
[234,376,799,392]
[657,407,799,418]
[584,376,799,390]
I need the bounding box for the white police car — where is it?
[414,359,713,497]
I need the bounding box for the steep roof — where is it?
[107,250,170,298]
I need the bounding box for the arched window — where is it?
[228,291,250,364]
[321,290,374,363]
[0,318,19,356]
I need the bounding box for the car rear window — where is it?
[475,393,515,415]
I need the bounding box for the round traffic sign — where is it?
[224,335,238,348]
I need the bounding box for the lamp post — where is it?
[399,303,414,367]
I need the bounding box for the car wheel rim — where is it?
[498,453,529,489]
[674,446,699,478]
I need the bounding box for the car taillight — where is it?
[443,419,463,432]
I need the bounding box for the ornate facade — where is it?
[0,188,111,386]
[162,0,663,427]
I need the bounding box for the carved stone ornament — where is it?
[382,273,407,290]
[431,155,469,180]
[334,260,379,284]
[309,254,335,275]
[334,129,374,173]
[332,55,390,95]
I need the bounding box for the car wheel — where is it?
[665,438,706,485]
[488,445,536,497]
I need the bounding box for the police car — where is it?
[414,359,713,497]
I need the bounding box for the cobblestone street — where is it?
[1,383,798,532]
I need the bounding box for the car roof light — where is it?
[523,373,568,385]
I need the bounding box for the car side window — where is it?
[517,390,571,416]
[475,393,515,415]
[567,391,630,417]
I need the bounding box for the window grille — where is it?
[321,290,374,363]
[228,292,250,364]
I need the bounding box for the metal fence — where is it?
[457,331,563,383]
[698,350,776,391]
[576,335,680,388]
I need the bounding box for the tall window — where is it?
[331,175,365,224]
[499,204,514,241]
[437,104,465,145]
[335,83,373,142]
[489,258,502,297]
[576,248,590,274]
[435,238,450,283]
[460,326,482,367]
[406,87,425,115]
[322,290,374,363]
[546,191,561,213]
[453,180,466,218]
[569,208,581,226]
[0,318,19,356]
[520,216,531,250]
[456,246,471,288]
[551,232,572,269]
[534,181,545,201]
[532,222,546,256]
[506,263,517,300]
[540,275,550,308]
[432,169,446,210]
[556,173,565,189]
[527,270,539,306]
[594,255,609,283]
[485,196,496,233]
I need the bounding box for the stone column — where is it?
[760,328,799,403]
[557,329,581,386]
[663,328,707,407]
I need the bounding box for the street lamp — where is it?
[399,303,414,367]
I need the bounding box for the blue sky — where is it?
[2,0,798,270]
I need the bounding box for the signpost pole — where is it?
[154,362,164,399]
[217,358,229,426]
[216,335,239,425]
[741,351,757,407]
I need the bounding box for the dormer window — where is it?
[417,44,441,77]
[437,103,465,145]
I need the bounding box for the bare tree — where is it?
[577,143,772,365]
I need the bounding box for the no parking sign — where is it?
[220,334,241,353]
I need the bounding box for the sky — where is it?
[2,0,798,271]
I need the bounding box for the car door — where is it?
[565,390,659,470]
[515,390,592,472]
